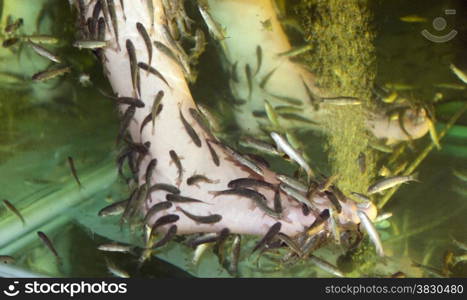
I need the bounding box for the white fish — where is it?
[270,132,314,177]
[276,174,308,193]
[192,243,210,266]
[279,183,316,211]
[450,64,467,85]
[367,173,418,194]
[357,210,384,257]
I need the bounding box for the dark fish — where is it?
[97,17,106,41]
[77,0,86,27]
[270,93,303,106]
[189,108,214,138]
[153,225,177,249]
[149,183,180,194]
[231,61,238,82]
[121,188,139,223]
[187,174,219,187]
[169,150,184,185]
[302,78,320,110]
[145,158,157,184]
[151,91,165,133]
[99,0,111,31]
[277,233,302,256]
[119,0,126,20]
[273,189,282,215]
[324,191,342,213]
[92,0,102,21]
[186,233,219,248]
[98,199,128,217]
[37,231,61,264]
[138,62,170,88]
[252,222,282,253]
[67,156,81,188]
[212,188,280,218]
[87,17,97,39]
[3,199,25,225]
[166,194,206,204]
[143,201,173,224]
[136,22,153,67]
[117,105,136,144]
[178,208,222,224]
[32,66,71,82]
[255,45,262,75]
[259,67,277,89]
[245,64,252,99]
[306,209,329,236]
[126,39,140,97]
[206,140,220,166]
[179,109,201,147]
[213,228,230,265]
[128,184,149,220]
[140,113,152,133]
[107,0,120,49]
[116,97,144,108]
[151,214,179,235]
[4,18,23,34]
[228,178,274,190]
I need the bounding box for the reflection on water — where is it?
[0,0,466,277]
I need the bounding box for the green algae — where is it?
[294,0,377,195]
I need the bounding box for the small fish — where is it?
[231,61,239,82]
[384,82,415,91]
[29,42,61,63]
[278,44,313,58]
[252,222,282,253]
[198,3,225,40]
[369,140,393,153]
[98,243,133,254]
[179,109,202,147]
[166,194,206,204]
[152,225,177,249]
[259,68,277,89]
[187,174,219,187]
[400,15,427,23]
[350,192,371,202]
[126,39,140,97]
[67,156,81,188]
[3,199,25,225]
[178,208,222,224]
[255,46,262,75]
[367,173,418,194]
[97,17,106,41]
[324,191,342,214]
[273,189,282,215]
[92,0,102,20]
[276,175,307,193]
[327,208,340,244]
[189,108,214,138]
[270,132,314,178]
[98,199,128,217]
[212,188,280,218]
[277,233,302,256]
[309,255,344,277]
[119,0,126,20]
[230,235,241,276]
[146,0,155,33]
[153,40,188,75]
[37,231,61,264]
[2,38,19,48]
[0,256,15,264]
[105,258,130,278]
[148,90,165,134]
[269,93,303,106]
[427,118,441,150]
[279,113,318,125]
[280,184,317,211]
[217,143,264,176]
[140,113,153,134]
[116,97,144,108]
[5,18,23,34]
[169,150,184,185]
[26,35,60,45]
[357,210,384,257]
[245,64,253,99]
[187,233,219,248]
[206,140,220,167]
[138,62,171,88]
[149,183,180,195]
[434,83,466,90]
[116,105,136,144]
[73,40,107,49]
[145,158,157,185]
[136,22,153,68]
[190,29,206,61]
[151,214,180,235]
[264,100,280,128]
[306,210,329,236]
[99,0,111,32]
[126,184,149,220]
[32,66,71,82]
[320,96,361,106]
[228,178,274,190]
[143,201,173,224]
[107,0,120,49]
[239,136,280,155]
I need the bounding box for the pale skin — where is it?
[80,0,377,238]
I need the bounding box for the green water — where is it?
[0,0,466,277]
